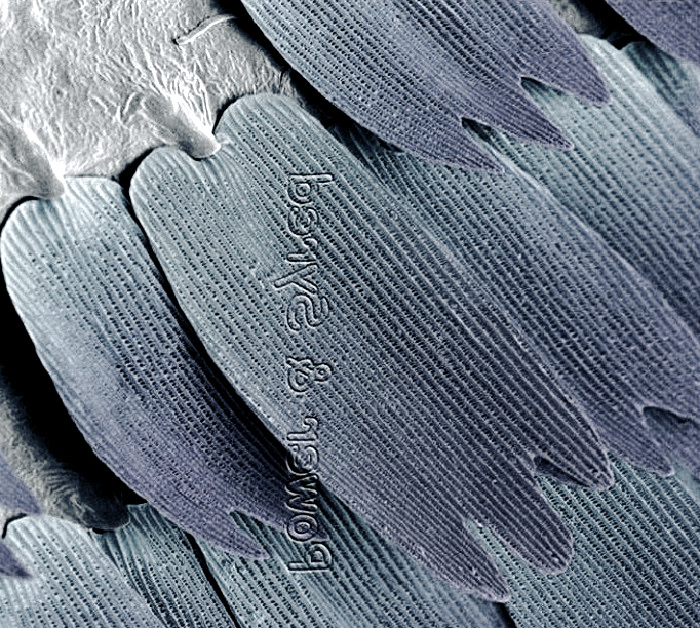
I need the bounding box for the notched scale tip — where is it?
[239,0,608,172]
[616,428,675,478]
[589,461,615,490]
[518,29,612,107]
[535,455,615,491]
[443,73,574,153]
[644,407,700,477]
[139,93,622,597]
[433,122,505,173]
[402,515,512,600]
[202,509,270,559]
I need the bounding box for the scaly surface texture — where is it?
[201,486,509,627]
[476,458,700,627]
[334,124,700,475]
[0,542,29,580]
[0,0,299,219]
[1,241,128,574]
[130,94,614,600]
[484,37,700,337]
[0,516,166,627]
[0,305,130,529]
[1,178,293,557]
[94,505,236,628]
[239,0,609,170]
[605,0,700,63]
[625,41,700,137]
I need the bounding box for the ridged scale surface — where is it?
[476,457,700,627]
[130,94,614,600]
[0,516,166,627]
[484,37,700,337]
[239,0,609,170]
[201,486,509,627]
[0,360,128,531]
[605,0,700,63]
[624,41,700,138]
[93,505,235,628]
[335,124,700,475]
[0,179,292,558]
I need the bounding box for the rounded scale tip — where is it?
[231,533,269,560]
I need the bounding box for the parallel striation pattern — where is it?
[239,0,609,170]
[335,124,700,475]
[484,37,700,336]
[0,542,29,580]
[0,326,129,530]
[0,516,166,627]
[1,266,133,532]
[130,94,613,599]
[624,40,700,138]
[644,408,700,478]
[93,505,236,628]
[1,179,292,557]
[476,457,700,627]
[201,486,509,627]
[605,0,700,63]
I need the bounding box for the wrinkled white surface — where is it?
[0,0,297,218]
